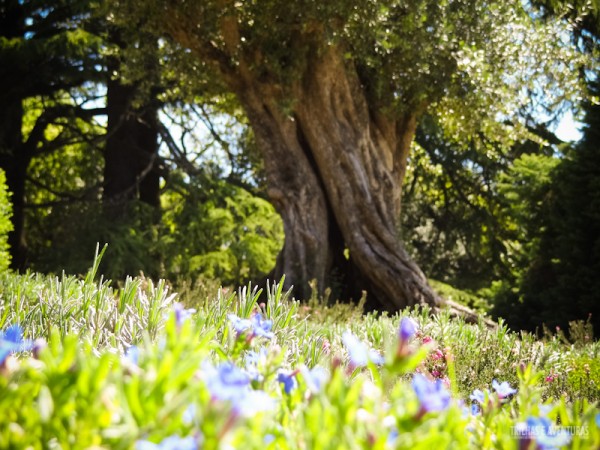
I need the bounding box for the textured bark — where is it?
[292,48,440,310]
[236,84,332,300]
[226,48,440,310]
[164,13,442,310]
[104,76,161,215]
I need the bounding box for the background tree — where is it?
[0,0,104,269]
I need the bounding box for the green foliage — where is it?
[489,82,600,335]
[160,177,283,285]
[0,267,599,449]
[30,201,162,281]
[129,0,590,146]
[0,169,12,272]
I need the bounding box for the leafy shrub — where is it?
[0,169,12,272]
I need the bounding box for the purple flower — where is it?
[228,313,274,340]
[136,434,199,450]
[412,373,452,414]
[244,348,268,381]
[515,417,571,450]
[173,303,196,327]
[469,389,485,404]
[299,365,329,393]
[277,371,297,394]
[205,362,250,402]
[0,325,34,365]
[596,412,600,428]
[492,379,517,399]
[250,314,274,339]
[342,331,384,369]
[399,317,418,342]
[203,362,276,417]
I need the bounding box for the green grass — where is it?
[0,260,598,449]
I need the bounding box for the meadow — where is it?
[0,253,599,449]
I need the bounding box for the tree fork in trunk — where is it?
[293,47,441,310]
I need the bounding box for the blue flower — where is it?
[469,389,485,404]
[0,324,34,365]
[228,313,274,340]
[277,371,297,394]
[205,362,250,402]
[203,362,276,417]
[596,412,600,428]
[244,348,268,381]
[519,417,571,450]
[173,303,196,327]
[136,434,199,450]
[387,429,399,446]
[250,314,274,339]
[399,317,418,342]
[228,314,252,334]
[125,345,140,365]
[342,331,384,369]
[299,365,329,393]
[492,379,517,399]
[412,373,452,414]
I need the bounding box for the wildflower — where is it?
[470,389,485,404]
[515,417,571,450]
[250,314,274,339]
[412,373,452,415]
[173,303,196,327]
[492,379,517,399]
[386,428,398,446]
[244,348,268,381]
[431,349,445,361]
[342,331,384,370]
[203,362,276,417]
[0,324,34,365]
[545,373,558,383]
[596,412,600,428]
[228,314,253,334]
[277,370,298,394]
[228,313,274,340]
[205,362,250,402]
[233,389,277,417]
[399,317,418,342]
[125,345,140,366]
[461,402,481,417]
[136,434,199,450]
[300,365,329,393]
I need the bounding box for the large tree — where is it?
[120,0,585,311]
[0,0,104,269]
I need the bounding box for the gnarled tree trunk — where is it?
[294,48,439,310]
[164,12,441,310]
[237,84,332,300]
[229,48,440,310]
